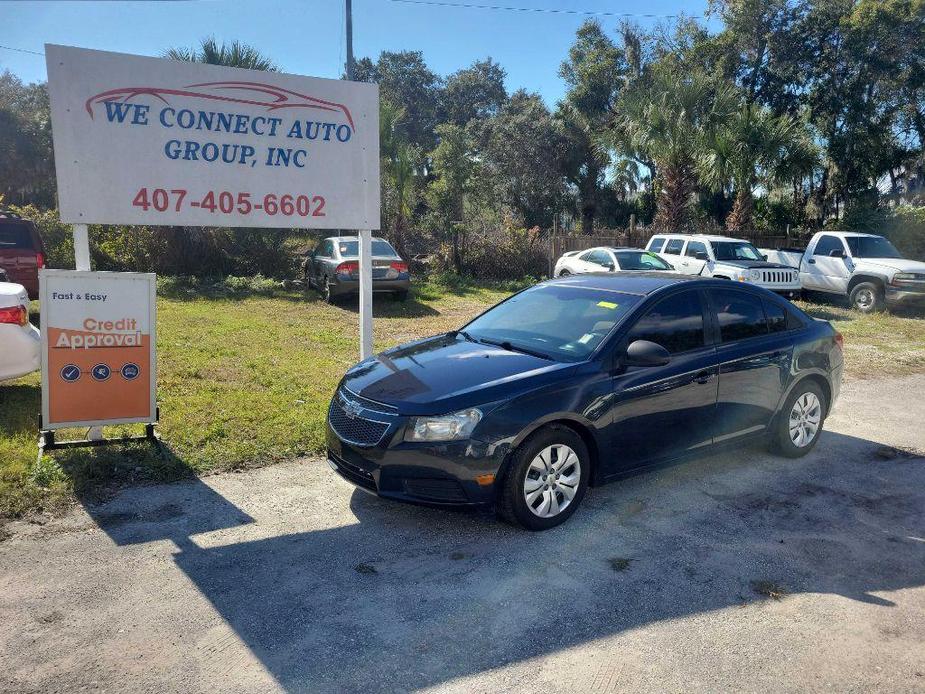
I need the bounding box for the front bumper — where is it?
[770,288,802,300]
[886,284,925,307]
[325,398,503,508]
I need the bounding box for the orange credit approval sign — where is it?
[40,270,156,429]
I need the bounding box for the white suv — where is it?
[646,234,801,297]
[0,281,40,382]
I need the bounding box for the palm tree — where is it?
[612,68,736,230]
[164,38,278,71]
[710,104,817,232]
[379,100,419,256]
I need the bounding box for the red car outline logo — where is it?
[85,80,356,130]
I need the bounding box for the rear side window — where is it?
[0,223,33,248]
[711,289,768,342]
[627,290,705,354]
[664,238,684,255]
[813,235,845,257]
[685,241,708,258]
[588,250,613,267]
[763,300,788,333]
[647,237,665,253]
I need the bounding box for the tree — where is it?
[380,100,422,257]
[427,124,476,272]
[710,103,817,231]
[558,21,627,233]
[0,72,55,207]
[613,67,736,230]
[477,91,569,228]
[354,51,443,150]
[442,58,508,126]
[164,37,278,71]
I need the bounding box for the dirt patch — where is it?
[751,580,788,600]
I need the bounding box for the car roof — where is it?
[544,271,704,295]
[651,233,748,243]
[326,236,389,242]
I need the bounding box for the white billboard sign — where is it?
[45,44,380,229]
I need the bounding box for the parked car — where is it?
[646,233,801,298]
[0,211,46,300]
[554,247,674,276]
[326,273,842,530]
[0,280,41,382]
[303,236,410,302]
[762,232,925,312]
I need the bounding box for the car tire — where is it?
[772,380,827,458]
[393,290,409,302]
[320,277,336,304]
[849,281,884,313]
[558,270,570,277]
[498,424,590,531]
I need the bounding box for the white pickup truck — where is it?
[762,232,925,312]
[645,233,802,297]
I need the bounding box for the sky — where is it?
[0,0,717,107]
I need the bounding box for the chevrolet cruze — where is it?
[326,274,843,530]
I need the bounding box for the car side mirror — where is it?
[625,340,671,367]
[604,263,615,271]
[695,251,709,261]
[829,249,845,258]
[760,254,768,261]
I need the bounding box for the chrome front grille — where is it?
[328,389,391,447]
[760,269,797,286]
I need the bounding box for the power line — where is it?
[0,45,45,57]
[388,0,701,19]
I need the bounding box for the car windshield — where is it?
[845,236,902,259]
[711,241,763,261]
[614,251,673,271]
[338,239,398,257]
[463,284,641,362]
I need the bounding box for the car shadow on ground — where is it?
[79,430,925,692]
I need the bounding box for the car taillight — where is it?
[335,261,359,275]
[834,332,844,351]
[36,252,45,269]
[390,261,408,273]
[0,305,28,327]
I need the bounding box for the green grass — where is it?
[0,276,517,520]
[1,278,923,521]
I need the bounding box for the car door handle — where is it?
[693,370,715,384]
[807,258,816,264]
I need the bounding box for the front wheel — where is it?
[498,425,589,530]
[849,281,884,313]
[772,381,827,458]
[319,277,336,304]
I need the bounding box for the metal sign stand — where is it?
[36,224,160,455]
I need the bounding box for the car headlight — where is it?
[405,408,482,442]
[748,269,762,281]
[892,273,919,282]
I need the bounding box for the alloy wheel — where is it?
[523,444,581,518]
[854,288,875,310]
[789,392,822,447]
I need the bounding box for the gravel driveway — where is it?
[2,375,924,693]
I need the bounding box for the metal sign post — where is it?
[359,229,373,359]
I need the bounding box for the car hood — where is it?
[719,260,795,270]
[853,257,925,274]
[341,334,577,415]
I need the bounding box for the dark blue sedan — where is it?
[326,274,843,530]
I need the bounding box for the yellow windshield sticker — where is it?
[597,300,618,309]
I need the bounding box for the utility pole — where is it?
[346,0,355,81]
[345,0,372,359]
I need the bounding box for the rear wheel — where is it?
[849,281,884,313]
[320,277,336,304]
[558,270,570,277]
[772,380,826,458]
[498,425,589,530]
